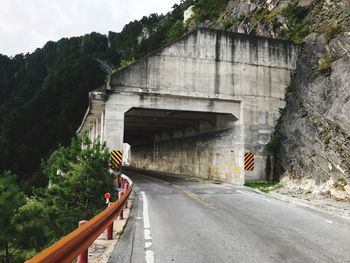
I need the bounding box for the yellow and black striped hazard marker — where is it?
[110,150,123,170]
[244,152,254,171]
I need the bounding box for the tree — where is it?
[12,198,54,261]
[0,171,26,263]
[40,136,116,236]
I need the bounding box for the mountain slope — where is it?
[0,1,193,188]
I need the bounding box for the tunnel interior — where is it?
[123,107,240,181]
[124,108,237,144]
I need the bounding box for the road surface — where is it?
[108,169,350,263]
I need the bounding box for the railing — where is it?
[26,175,133,263]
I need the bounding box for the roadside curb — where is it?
[266,191,350,220]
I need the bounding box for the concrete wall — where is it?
[109,28,296,100]
[131,125,244,184]
[79,28,298,184]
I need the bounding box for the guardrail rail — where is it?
[26,175,133,263]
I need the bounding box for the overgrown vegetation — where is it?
[265,134,282,153]
[321,23,342,43]
[317,54,337,75]
[0,136,114,262]
[192,0,230,22]
[245,181,280,193]
[280,3,310,43]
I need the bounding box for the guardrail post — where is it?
[118,191,124,219]
[121,178,125,189]
[117,176,121,188]
[124,181,129,208]
[106,203,114,240]
[77,220,88,263]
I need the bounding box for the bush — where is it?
[318,55,334,75]
[192,0,230,22]
[265,134,282,153]
[165,20,186,42]
[280,3,310,43]
[222,20,234,30]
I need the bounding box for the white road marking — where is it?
[326,220,333,224]
[144,229,152,240]
[142,191,150,228]
[141,191,154,263]
[145,242,152,248]
[145,250,155,263]
[237,190,271,202]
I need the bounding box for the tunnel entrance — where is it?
[123,107,242,183]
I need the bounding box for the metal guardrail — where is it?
[26,175,133,263]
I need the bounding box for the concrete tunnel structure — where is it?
[77,28,298,184]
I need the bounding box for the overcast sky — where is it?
[0,0,180,57]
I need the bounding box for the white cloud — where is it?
[0,0,180,56]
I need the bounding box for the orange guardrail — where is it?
[26,177,132,263]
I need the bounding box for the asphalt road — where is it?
[108,170,350,263]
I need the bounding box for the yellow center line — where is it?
[134,173,215,209]
[184,191,215,210]
[134,173,172,185]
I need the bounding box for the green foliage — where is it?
[0,136,115,261]
[40,135,115,236]
[166,20,186,42]
[12,198,54,260]
[0,33,115,186]
[251,7,270,27]
[222,20,234,30]
[134,2,193,59]
[0,171,26,262]
[192,0,230,22]
[245,181,280,193]
[113,58,136,72]
[321,23,342,43]
[237,13,246,23]
[265,134,282,153]
[280,3,310,43]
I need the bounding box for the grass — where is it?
[317,54,336,75]
[245,181,280,193]
[321,23,342,43]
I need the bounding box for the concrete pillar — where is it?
[92,121,96,141]
[96,119,99,140]
[104,105,125,151]
[100,111,105,145]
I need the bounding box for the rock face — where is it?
[196,0,350,199]
[276,31,350,199]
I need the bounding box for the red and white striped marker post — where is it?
[106,203,114,240]
[77,220,88,263]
